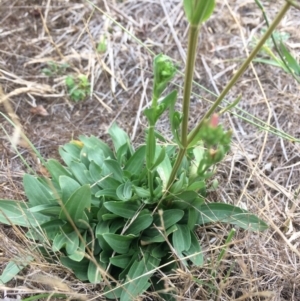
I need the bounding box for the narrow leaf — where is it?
[198,203,268,231]
[0,255,34,284]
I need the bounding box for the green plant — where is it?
[253,0,300,83]
[3,0,297,299]
[42,61,69,76]
[65,74,90,102]
[97,35,107,53]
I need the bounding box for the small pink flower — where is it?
[210,113,219,127]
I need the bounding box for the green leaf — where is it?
[87,259,103,284]
[198,203,268,231]
[183,231,203,266]
[120,248,160,301]
[59,143,81,166]
[28,204,60,216]
[170,172,187,194]
[124,212,153,236]
[188,207,199,230]
[133,186,151,198]
[45,159,71,183]
[156,153,172,191]
[280,41,300,75]
[69,162,91,186]
[59,185,91,228]
[0,200,50,227]
[144,209,184,238]
[59,176,80,204]
[95,189,118,199]
[152,146,166,170]
[104,159,124,183]
[141,224,178,244]
[68,231,87,262]
[116,181,133,201]
[108,122,133,154]
[172,224,191,257]
[124,146,146,176]
[103,233,135,254]
[53,230,79,255]
[23,174,54,206]
[0,255,34,284]
[104,201,141,219]
[79,135,114,159]
[109,253,134,269]
[184,0,215,26]
[60,256,89,281]
[39,219,66,240]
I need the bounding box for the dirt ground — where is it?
[1,0,300,300]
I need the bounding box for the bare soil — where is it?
[1,0,300,300]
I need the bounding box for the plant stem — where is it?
[147,93,159,200]
[166,1,291,192]
[181,25,200,147]
[166,25,200,191]
[187,1,291,145]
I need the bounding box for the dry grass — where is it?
[1,0,300,300]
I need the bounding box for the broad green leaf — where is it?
[116,181,132,201]
[120,248,160,301]
[39,219,66,240]
[89,161,103,183]
[95,189,118,200]
[79,135,114,159]
[59,185,91,228]
[108,122,133,155]
[133,186,151,198]
[141,224,178,244]
[87,259,103,284]
[183,231,203,266]
[124,213,153,236]
[59,176,80,203]
[198,203,268,231]
[23,174,54,206]
[170,172,187,194]
[124,146,146,176]
[172,224,191,255]
[0,199,50,227]
[152,147,166,170]
[68,230,86,262]
[188,207,199,230]
[104,159,124,183]
[28,204,60,216]
[187,180,206,192]
[53,230,79,254]
[104,286,123,299]
[103,233,135,254]
[59,143,81,166]
[0,255,34,284]
[156,153,172,191]
[184,0,215,25]
[69,162,91,186]
[104,201,141,219]
[143,209,184,237]
[109,253,134,269]
[95,221,111,251]
[116,143,131,164]
[45,159,71,183]
[60,256,89,281]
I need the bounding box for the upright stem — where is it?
[187,1,291,145]
[181,25,200,147]
[166,25,200,191]
[166,1,291,192]
[147,93,158,200]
